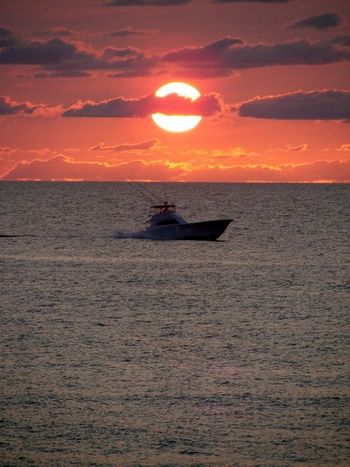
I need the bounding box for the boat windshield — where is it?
[149,202,176,216]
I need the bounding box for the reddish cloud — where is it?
[181,160,350,182]
[238,90,350,121]
[2,154,349,183]
[0,96,41,115]
[285,144,308,152]
[0,96,62,117]
[63,92,224,118]
[336,144,350,152]
[1,155,182,181]
[89,139,159,152]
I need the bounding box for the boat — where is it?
[142,201,232,241]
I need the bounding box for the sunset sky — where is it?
[1,0,350,182]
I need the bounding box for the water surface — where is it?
[1,182,349,466]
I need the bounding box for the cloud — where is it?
[0,37,82,65]
[289,13,342,30]
[1,142,348,183]
[63,92,224,118]
[238,90,350,121]
[102,47,142,59]
[89,139,159,152]
[0,152,350,183]
[213,0,291,3]
[104,0,191,6]
[3,154,348,183]
[336,144,350,152]
[284,144,308,152]
[0,96,41,115]
[37,27,76,38]
[2,27,350,79]
[0,95,63,117]
[1,91,223,120]
[331,36,350,47]
[181,160,350,182]
[0,146,17,153]
[0,27,19,47]
[34,70,92,78]
[161,36,350,78]
[110,28,150,37]
[0,31,155,77]
[1,155,182,181]
[105,59,157,77]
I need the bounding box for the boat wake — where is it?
[112,227,153,239]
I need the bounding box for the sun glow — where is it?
[152,82,202,133]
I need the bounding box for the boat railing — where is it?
[149,201,176,216]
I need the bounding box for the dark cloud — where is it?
[110,28,149,37]
[62,95,160,118]
[51,28,74,37]
[0,38,83,65]
[38,27,75,38]
[63,92,223,118]
[0,96,39,115]
[2,28,349,80]
[102,46,142,59]
[0,32,155,77]
[238,90,350,121]
[106,57,159,77]
[329,36,350,47]
[289,12,342,30]
[162,36,350,77]
[104,0,191,6]
[34,70,92,78]
[0,27,19,47]
[0,30,117,69]
[212,0,291,3]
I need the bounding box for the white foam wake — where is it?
[112,226,153,239]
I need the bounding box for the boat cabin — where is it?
[149,201,176,217]
[147,201,187,226]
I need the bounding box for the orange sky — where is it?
[1,0,350,182]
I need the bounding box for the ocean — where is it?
[0,182,349,466]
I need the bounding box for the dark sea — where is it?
[1,182,349,467]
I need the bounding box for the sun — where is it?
[152,82,202,133]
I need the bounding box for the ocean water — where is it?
[0,182,349,467]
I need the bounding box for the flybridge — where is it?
[149,201,176,216]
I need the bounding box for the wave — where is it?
[112,226,157,240]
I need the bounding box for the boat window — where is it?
[155,219,179,225]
